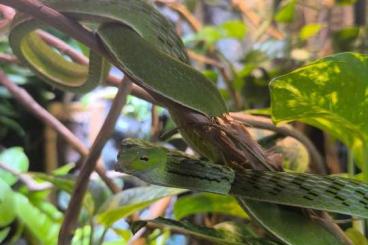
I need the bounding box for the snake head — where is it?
[116,138,167,174]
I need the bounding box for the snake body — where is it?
[9,0,187,92]
[117,138,368,219]
[9,0,226,116]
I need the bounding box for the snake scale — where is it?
[9,0,226,116]
[116,138,368,219]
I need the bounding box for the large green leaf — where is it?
[0,147,29,185]
[134,217,280,245]
[173,193,248,219]
[14,193,60,244]
[98,24,227,116]
[239,199,345,245]
[97,186,185,227]
[275,0,297,23]
[270,52,368,178]
[0,179,16,227]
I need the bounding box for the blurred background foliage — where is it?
[1,0,368,244]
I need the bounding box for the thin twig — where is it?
[0,161,52,191]
[231,0,284,40]
[0,53,19,64]
[150,106,161,142]
[0,4,15,30]
[230,112,326,174]
[0,71,120,193]
[59,77,132,245]
[155,0,201,31]
[187,50,223,68]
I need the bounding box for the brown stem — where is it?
[231,0,284,40]
[0,71,120,192]
[0,4,15,30]
[59,77,131,245]
[155,0,202,32]
[0,53,19,64]
[0,161,52,191]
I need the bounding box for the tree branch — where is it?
[59,77,132,244]
[0,71,120,193]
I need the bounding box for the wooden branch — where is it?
[0,71,120,193]
[59,77,132,244]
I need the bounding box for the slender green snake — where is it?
[8,0,226,116]
[116,138,368,219]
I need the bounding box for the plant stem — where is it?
[58,77,131,245]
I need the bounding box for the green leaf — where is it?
[173,193,248,219]
[0,147,29,185]
[189,20,246,45]
[273,137,309,172]
[33,173,95,214]
[98,24,227,117]
[0,227,10,243]
[345,228,368,245]
[270,52,368,178]
[14,193,59,244]
[239,199,346,245]
[135,217,280,245]
[336,0,356,5]
[332,27,359,52]
[97,186,185,227]
[299,24,323,40]
[0,116,26,137]
[275,0,297,23]
[0,179,16,226]
[220,20,247,39]
[112,228,132,242]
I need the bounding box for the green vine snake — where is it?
[117,138,368,220]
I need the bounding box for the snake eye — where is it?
[140,156,149,161]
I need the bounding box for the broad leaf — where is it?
[97,186,185,227]
[275,0,297,23]
[174,193,248,219]
[134,217,280,245]
[14,193,60,244]
[239,199,346,245]
[0,179,16,226]
[270,52,368,179]
[98,24,227,116]
[345,228,368,245]
[0,147,29,185]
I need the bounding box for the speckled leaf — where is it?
[270,52,368,178]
